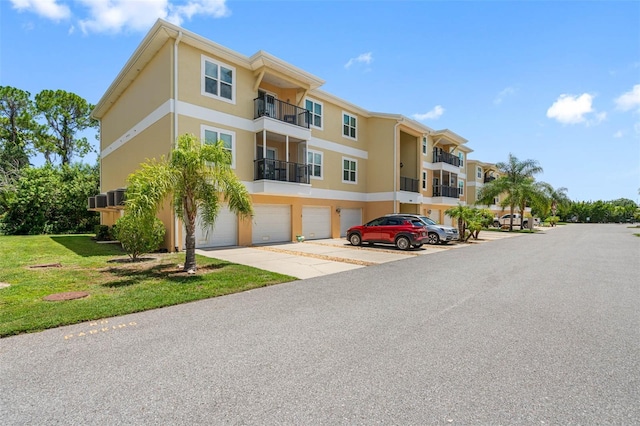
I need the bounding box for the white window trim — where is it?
[422,170,427,190]
[201,55,236,105]
[422,137,427,155]
[307,148,323,180]
[458,152,464,167]
[342,111,357,141]
[342,156,358,184]
[305,98,323,130]
[458,180,464,195]
[257,145,278,160]
[201,124,236,169]
[477,167,482,179]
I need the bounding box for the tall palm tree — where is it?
[478,153,543,231]
[125,133,253,272]
[539,183,570,217]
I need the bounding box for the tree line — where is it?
[0,85,99,234]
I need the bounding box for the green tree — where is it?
[34,90,97,165]
[478,153,543,231]
[0,86,37,171]
[125,133,253,272]
[0,164,99,234]
[445,204,471,238]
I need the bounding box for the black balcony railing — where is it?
[484,175,496,183]
[400,176,420,193]
[254,158,311,184]
[433,148,461,167]
[433,185,460,198]
[254,96,310,129]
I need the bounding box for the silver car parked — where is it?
[386,214,459,244]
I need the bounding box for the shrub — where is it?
[113,214,165,261]
[546,216,560,227]
[94,225,111,241]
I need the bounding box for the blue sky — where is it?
[1,0,639,202]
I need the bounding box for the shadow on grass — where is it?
[101,262,229,288]
[50,235,124,257]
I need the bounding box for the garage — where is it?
[339,208,362,237]
[193,206,237,248]
[252,204,291,244]
[302,206,331,240]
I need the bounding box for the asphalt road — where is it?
[2,224,639,424]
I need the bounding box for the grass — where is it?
[0,235,295,337]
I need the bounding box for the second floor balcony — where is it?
[433,148,461,167]
[484,175,496,183]
[433,185,460,198]
[400,176,419,193]
[254,158,311,184]
[254,96,310,129]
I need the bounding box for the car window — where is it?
[366,217,385,226]
[410,220,424,227]
[419,216,437,225]
[386,218,401,226]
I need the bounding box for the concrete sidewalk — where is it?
[196,231,527,279]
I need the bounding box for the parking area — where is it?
[196,230,529,279]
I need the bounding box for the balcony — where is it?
[254,96,310,129]
[254,159,311,184]
[433,148,461,167]
[400,176,419,193]
[433,185,460,198]
[484,175,496,183]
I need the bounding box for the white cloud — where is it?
[412,105,445,121]
[614,84,640,112]
[546,93,604,125]
[10,0,70,21]
[10,0,230,34]
[344,52,373,70]
[613,130,624,138]
[494,86,517,105]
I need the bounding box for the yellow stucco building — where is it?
[91,19,496,251]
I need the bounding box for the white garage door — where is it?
[194,206,237,248]
[340,208,362,237]
[302,206,331,240]
[252,204,291,244]
[429,209,441,223]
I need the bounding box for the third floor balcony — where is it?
[254,95,310,129]
[433,148,461,167]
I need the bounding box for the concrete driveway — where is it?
[197,231,526,279]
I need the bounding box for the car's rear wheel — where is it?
[396,236,410,250]
[493,221,500,228]
[427,232,440,245]
[522,221,528,229]
[348,233,361,246]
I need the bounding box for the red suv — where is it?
[346,216,428,250]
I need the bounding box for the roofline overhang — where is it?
[93,19,325,119]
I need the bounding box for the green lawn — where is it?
[0,235,295,337]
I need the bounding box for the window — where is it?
[493,196,499,205]
[342,112,357,140]
[458,180,464,196]
[202,56,235,103]
[458,152,464,167]
[307,149,323,179]
[202,126,235,168]
[305,99,323,129]
[342,157,357,183]
[422,137,427,155]
[477,167,482,179]
[422,171,427,190]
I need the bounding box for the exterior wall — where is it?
[364,117,395,194]
[100,41,173,150]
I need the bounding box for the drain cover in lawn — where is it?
[43,291,89,301]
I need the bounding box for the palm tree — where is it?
[125,133,253,272]
[478,153,543,231]
[445,204,473,239]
